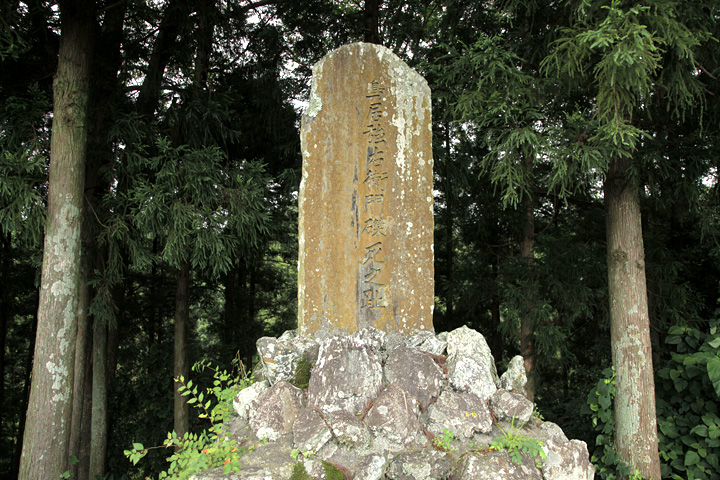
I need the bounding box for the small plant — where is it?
[433,428,456,452]
[124,360,253,479]
[492,416,546,466]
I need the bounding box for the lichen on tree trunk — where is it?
[19,2,95,479]
[604,156,662,480]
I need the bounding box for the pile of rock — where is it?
[192,325,595,480]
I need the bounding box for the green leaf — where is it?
[685,451,700,467]
[707,356,720,396]
[133,442,144,450]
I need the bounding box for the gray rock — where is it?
[365,383,422,448]
[406,330,446,356]
[540,422,596,480]
[351,327,386,351]
[307,336,383,415]
[327,409,372,449]
[500,355,527,395]
[453,450,543,480]
[256,334,301,386]
[232,380,269,420]
[491,389,534,425]
[292,407,332,453]
[355,453,387,480]
[385,346,445,408]
[446,326,499,400]
[385,449,453,480]
[427,389,493,438]
[248,380,304,441]
[234,435,295,479]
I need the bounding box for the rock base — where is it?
[192,326,595,480]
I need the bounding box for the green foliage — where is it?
[492,416,546,466]
[433,428,456,453]
[656,320,720,480]
[585,333,720,480]
[124,361,254,479]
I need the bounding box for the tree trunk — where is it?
[364,0,381,44]
[19,1,94,478]
[76,346,93,480]
[0,232,9,440]
[174,261,191,436]
[519,158,536,402]
[13,309,37,478]
[68,254,92,477]
[88,317,107,478]
[604,156,662,480]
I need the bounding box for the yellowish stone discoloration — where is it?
[299,43,434,337]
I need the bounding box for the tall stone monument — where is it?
[299,42,434,337]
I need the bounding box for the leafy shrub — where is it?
[584,319,720,480]
[656,320,720,480]
[125,360,254,479]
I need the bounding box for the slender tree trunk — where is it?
[13,309,37,478]
[604,156,661,480]
[519,158,536,402]
[0,232,9,439]
[68,253,92,477]
[174,261,191,436]
[88,317,108,478]
[76,347,93,480]
[364,0,381,44]
[19,2,94,478]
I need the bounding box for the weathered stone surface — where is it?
[292,407,332,453]
[327,410,371,448]
[540,422,596,480]
[197,326,594,480]
[354,453,387,480]
[407,329,447,356]
[307,336,383,414]
[256,334,301,385]
[248,380,304,441]
[453,450,544,480]
[491,389,534,425]
[500,355,527,395]
[365,383,422,448]
[447,326,499,400]
[233,380,269,420]
[427,389,493,438]
[385,449,453,480]
[298,42,434,337]
[385,346,445,408]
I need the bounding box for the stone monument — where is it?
[299,42,434,337]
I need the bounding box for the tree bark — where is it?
[68,251,92,477]
[519,157,536,402]
[364,0,381,44]
[19,1,95,478]
[0,232,9,440]
[88,317,107,478]
[604,156,662,480]
[174,261,191,437]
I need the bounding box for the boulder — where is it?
[307,336,383,415]
[385,449,453,480]
[426,389,493,438]
[491,388,535,425]
[500,355,527,395]
[446,325,499,400]
[248,380,304,441]
[193,327,595,480]
[384,346,445,408]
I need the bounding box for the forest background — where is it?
[1,0,719,479]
